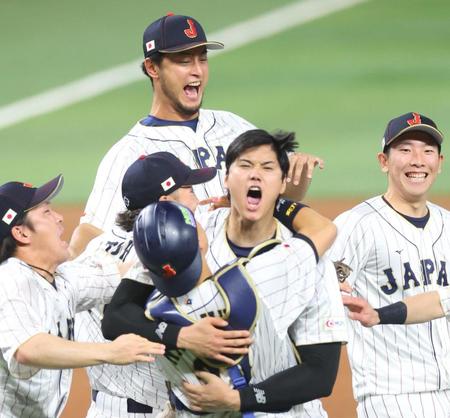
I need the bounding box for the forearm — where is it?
[15,333,114,369]
[292,208,336,256]
[239,342,341,412]
[274,201,336,256]
[102,279,180,348]
[404,291,444,324]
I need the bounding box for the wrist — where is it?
[227,389,241,411]
[176,327,190,350]
[375,301,407,324]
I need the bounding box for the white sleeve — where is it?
[437,287,450,321]
[246,236,318,337]
[0,282,43,379]
[327,210,374,286]
[59,261,120,313]
[289,257,348,346]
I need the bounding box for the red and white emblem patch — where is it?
[2,209,17,225]
[146,40,156,52]
[161,177,176,191]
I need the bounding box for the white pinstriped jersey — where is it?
[74,227,169,411]
[0,257,120,418]
[154,235,319,418]
[198,208,347,417]
[328,196,450,401]
[81,109,254,230]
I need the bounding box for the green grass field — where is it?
[1,0,449,203]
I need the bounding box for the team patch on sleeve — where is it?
[323,317,346,331]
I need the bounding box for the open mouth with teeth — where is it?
[247,186,262,209]
[405,172,427,182]
[184,81,200,99]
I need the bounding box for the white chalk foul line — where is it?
[0,0,367,131]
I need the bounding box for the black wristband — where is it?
[375,301,407,324]
[274,198,307,232]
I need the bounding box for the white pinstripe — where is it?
[75,227,170,416]
[198,208,347,417]
[81,109,255,230]
[155,235,320,417]
[0,258,120,417]
[328,196,450,416]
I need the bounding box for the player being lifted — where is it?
[71,13,323,254]
[328,112,450,417]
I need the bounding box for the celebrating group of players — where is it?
[0,12,449,418]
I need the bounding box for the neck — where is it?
[226,209,277,247]
[17,253,57,283]
[383,191,428,217]
[150,98,199,122]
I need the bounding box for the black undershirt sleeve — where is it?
[239,342,341,412]
[101,278,181,349]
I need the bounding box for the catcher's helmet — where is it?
[133,201,202,297]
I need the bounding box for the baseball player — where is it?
[76,152,252,417]
[342,287,450,326]
[327,112,450,417]
[0,176,164,417]
[103,130,346,417]
[72,13,323,252]
[133,200,338,417]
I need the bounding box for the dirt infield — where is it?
[58,196,450,418]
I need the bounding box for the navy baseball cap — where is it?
[0,175,63,243]
[133,201,201,297]
[122,152,217,210]
[382,112,444,152]
[143,13,224,58]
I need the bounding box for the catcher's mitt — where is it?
[333,259,352,283]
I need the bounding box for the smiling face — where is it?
[21,202,69,268]
[225,144,286,223]
[378,131,443,205]
[150,46,209,120]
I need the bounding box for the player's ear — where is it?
[159,195,170,202]
[10,225,31,244]
[144,58,159,80]
[377,152,389,173]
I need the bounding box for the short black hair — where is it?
[0,212,34,264]
[225,129,297,179]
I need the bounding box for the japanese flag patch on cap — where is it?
[2,209,17,225]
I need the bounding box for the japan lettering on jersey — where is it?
[328,196,450,400]
[82,109,255,230]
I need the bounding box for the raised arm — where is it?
[274,198,336,256]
